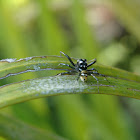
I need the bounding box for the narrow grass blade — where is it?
[0,56,71,80]
[0,73,139,109]
[0,113,67,140]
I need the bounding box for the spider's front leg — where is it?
[60,51,75,67]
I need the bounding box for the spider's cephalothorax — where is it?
[58,51,107,92]
[76,59,87,71]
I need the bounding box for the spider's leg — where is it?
[92,71,110,83]
[87,68,98,72]
[76,73,81,81]
[91,74,99,93]
[57,70,77,76]
[57,71,71,76]
[59,63,75,69]
[60,51,75,67]
[87,59,96,68]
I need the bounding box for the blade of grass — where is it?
[54,95,118,140]
[0,56,72,80]
[36,0,68,54]
[0,69,139,109]
[0,113,67,140]
[1,55,139,82]
[70,0,99,58]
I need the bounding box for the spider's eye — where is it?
[79,60,83,64]
[77,59,87,64]
[80,64,87,67]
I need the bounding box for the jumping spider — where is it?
[57,51,108,92]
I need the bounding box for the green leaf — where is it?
[0,113,67,140]
[0,56,71,80]
[0,56,140,109]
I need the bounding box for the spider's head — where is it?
[77,59,87,70]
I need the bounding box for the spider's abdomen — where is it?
[80,70,88,82]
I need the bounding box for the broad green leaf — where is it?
[0,56,140,109]
[0,113,67,140]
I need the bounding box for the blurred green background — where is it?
[0,0,140,140]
